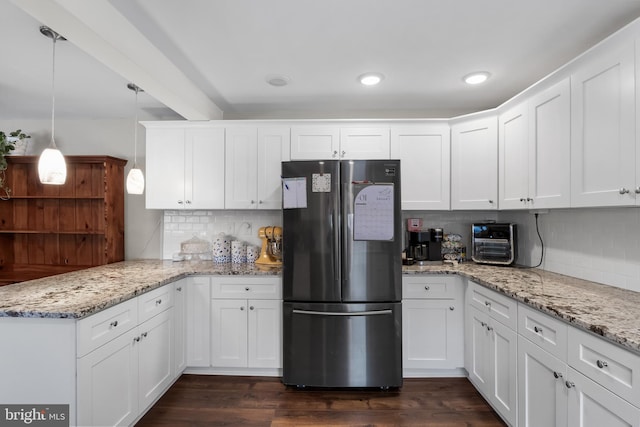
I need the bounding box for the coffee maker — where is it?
[407,229,443,264]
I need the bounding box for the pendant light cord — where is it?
[133,87,139,168]
[50,34,58,149]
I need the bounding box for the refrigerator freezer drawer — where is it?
[283,302,402,388]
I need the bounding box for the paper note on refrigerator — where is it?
[283,177,307,209]
[353,184,394,241]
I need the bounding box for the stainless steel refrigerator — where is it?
[281,159,402,388]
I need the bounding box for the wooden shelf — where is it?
[0,156,126,284]
[0,230,106,235]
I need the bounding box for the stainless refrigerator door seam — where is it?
[292,309,393,316]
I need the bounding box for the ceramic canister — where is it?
[213,233,231,263]
[231,240,247,264]
[246,245,259,263]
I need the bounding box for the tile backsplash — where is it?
[162,210,282,259]
[161,207,640,293]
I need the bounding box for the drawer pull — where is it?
[176,287,183,292]
[134,336,141,343]
[250,306,255,310]
[141,332,148,338]
[240,306,245,311]
[565,380,575,389]
[596,359,608,369]
[424,286,430,291]
[480,321,487,327]
[486,325,493,332]
[245,287,250,291]
[534,326,543,334]
[110,320,118,328]
[553,371,563,379]
[484,301,491,308]
[449,306,454,311]
[156,299,162,305]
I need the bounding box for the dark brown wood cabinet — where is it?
[0,156,126,285]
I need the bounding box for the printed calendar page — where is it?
[353,184,394,241]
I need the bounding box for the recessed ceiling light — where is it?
[358,72,384,86]
[463,71,491,85]
[266,75,291,87]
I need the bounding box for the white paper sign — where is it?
[353,184,394,241]
[283,177,307,209]
[312,173,331,192]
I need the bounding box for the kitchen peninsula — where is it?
[1,261,639,426]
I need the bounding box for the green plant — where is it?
[0,129,30,200]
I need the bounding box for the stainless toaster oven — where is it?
[471,223,517,265]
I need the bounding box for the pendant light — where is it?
[38,26,67,185]
[126,83,145,195]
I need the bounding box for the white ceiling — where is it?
[3,0,640,121]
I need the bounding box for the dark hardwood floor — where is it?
[137,375,507,426]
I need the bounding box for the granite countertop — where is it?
[0,260,280,319]
[1,259,639,356]
[404,262,640,354]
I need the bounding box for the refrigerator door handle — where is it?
[332,212,341,287]
[292,309,393,316]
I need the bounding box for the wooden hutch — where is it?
[0,156,126,285]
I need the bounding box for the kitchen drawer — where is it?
[138,284,174,323]
[568,327,640,405]
[402,276,461,299]
[77,298,138,357]
[211,277,282,300]
[518,303,568,360]
[467,280,518,330]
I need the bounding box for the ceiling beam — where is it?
[10,0,223,120]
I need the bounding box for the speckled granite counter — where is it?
[404,262,640,355]
[1,259,639,356]
[0,259,280,319]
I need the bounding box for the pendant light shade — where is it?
[126,83,145,195]
[38,26,67,185]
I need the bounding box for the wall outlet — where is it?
[238,222,253,236]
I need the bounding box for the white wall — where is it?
[500,208,640,293]
[0,118,162,259]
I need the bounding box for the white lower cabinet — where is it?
[77,297,174,427]
[210,276,283,372]
[518,335,568,427]
[402,276,464,374]
[466,282,518,426]
[567,367,640,427]
[185,276,211,367]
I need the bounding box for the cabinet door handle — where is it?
[635,186,640,194]
[596,359,608,369]
[176,287,182,292]
[424,286,430,291]
[156,299,162,305]
[534,326,543,333]
[486,325,493,332]
[134,336,141,343]
[178,200,184,204]
[526,197,533,202]
[332,150,338,158]
[250,200,255,204]
[449,306,454,311]
[245,287,250,291]
[259,200,263,204]
[250,306,255,310]
[619,188,630,194]
[565,380,575,389]
[484,301,491,307]
[520,198,526,202]
[186,200,192,204]
[341,150,346,157]
[488,200,494,204]
[240,306,245,311]
[110,320,118,328]
[553,371,563,379]
[480,321,487,327]
[141,332,148,338]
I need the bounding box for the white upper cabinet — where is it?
[390,125,450,210]
[499,103,529,209]
[225,127,290,209]
[291,126,389,160]
[145,125,225,210]
[499,78,571,210]
[571,41,636,207]
[451,116,498,210]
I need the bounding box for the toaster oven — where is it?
[471,223,517,265]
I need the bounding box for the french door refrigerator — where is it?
[281,159,402,388]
